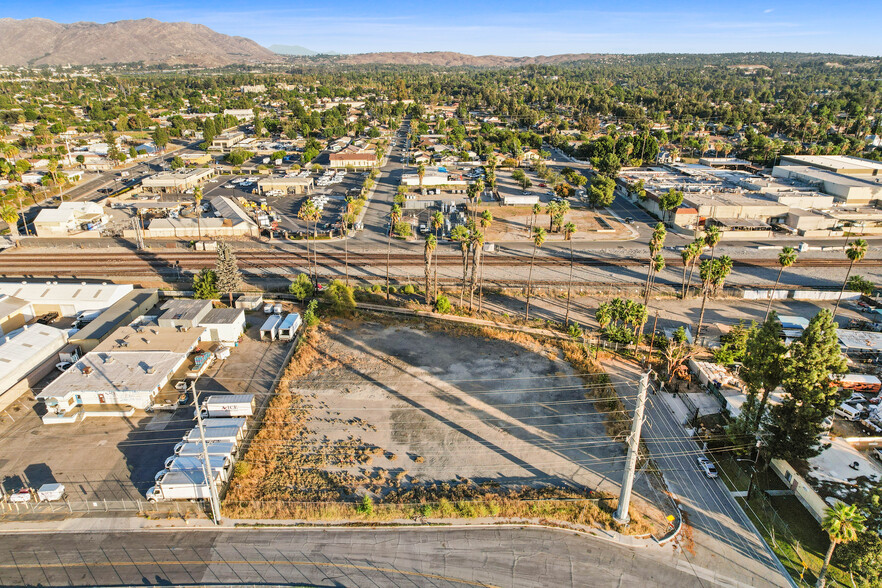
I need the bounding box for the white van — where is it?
[834,403,861,422]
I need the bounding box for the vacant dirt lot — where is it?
[227,318,669,530]
[475,204,628,242]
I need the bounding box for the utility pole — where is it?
[193,383,222,524]
[614,371,650,525]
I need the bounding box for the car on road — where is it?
[697,457,718,478]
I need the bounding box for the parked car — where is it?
[697,457,718,478]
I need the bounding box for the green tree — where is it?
[587,174,615,208]
[832,238,868,319]
[767,310,848,462]
[193,268,218,299]
[680,241,700,299]
[417,163,425,189]
[695,256,733,339]
[468,229,484,311]
[152,127,169,149]
[0,202,19,244]
[846,275,874,295]
[833,530,882,587]
[298,198,320,282]
[524,226,546,320]
[170,155,184,170]
[765,246,798,321]
[288,273,314,302]
[658,189,683,222]
[703,225,722,259]
[816,503,865,588]
[215,241,240,306]
[644,222,666,306]
[741,314,786,434]
[424,234,436,305]
[325,280,356,314]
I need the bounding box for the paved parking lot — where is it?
[0,310,293,505]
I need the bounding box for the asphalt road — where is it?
[0,526,737,587]
[609,359,793,588]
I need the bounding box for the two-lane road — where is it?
[0,526,746,587]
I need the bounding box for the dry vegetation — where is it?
[222,316,659,535]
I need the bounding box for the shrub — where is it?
[434,295,452,314]
[402,284,416,295]
[324,279,356,314]
[356,495,374,515]
[371,284,382,293]
[288,273,314,302]
[193,269,218,299]
[393,221,412,238]
[388,286,397,294]
[233,461,251,478]
[303,299,319,327]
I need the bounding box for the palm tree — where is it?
[193,186,204,240]
[832,238,868,319]
[0,201,19,246]
[431,211,445,300]
[6,185,29,236]
[764,246,798,322]
[563,221,577,325]
[341,198,352,287]
[704,225,721,260]
[545,200,558,231]
[478,211,493,313]
[680,241,699,299]
[644,223,666,306]
[468,229,484,311]
[298,198,319,282]
[525,226,547,320]
[816,502,865,588]
[685,238,706,298]
[386,203,402,300]
[451,224,470,307]
[530,202,541,233]
[695,256,733,340]
[417,163,426,190]
[424,234,436,305]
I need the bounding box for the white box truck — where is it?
[158,455,231,482]
[145,469,220,502]
[183,425,243,445]
[174,441,236,458]
[201,417,248,434]
[198,394,255,419]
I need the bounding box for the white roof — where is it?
[0,324,68,366]
[0,281,133,308]
[34,201,105,224]
[781,155,882,172]
[0,294,31,319]
[38,350,185,400]
[838,329,882,351]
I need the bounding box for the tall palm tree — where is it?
[298,198,319,282]
[816,502,865,588]
[530,202,541,233]
[193,186,204,240]
[6,185,29,236]
[417,163,426,190]
[424,234,436,305]
[695,256,733,340]
[341,199,352,287]
[525,226,547,320]
[704,225,721,260]
[478,211,493,313]
[685,237,706,298]
[563,221,577,325]
[680,241,699,299]
[545,200,559,231]
[431,211,444,300]
[644,223,666,306]
[386,203,402,300]
[764,246,798,322]
[832,238,868,319]
[451,224,470,307]
[468,229,484,311]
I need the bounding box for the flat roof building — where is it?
[33,202,109,238]
[0,281,134,318]
[779,155,882,178]
[127,196,258,239]
[199,308,246,343]
[0,324,68,402]
[772,166,882,205]
[69,289,160,352]
[329,151,377,169]
[94,325,204,355]
[141,168,215,193]
[256,176,314,195]
[210,131,245,152]
[223,109,255,121]
[158,299,213,329]
[0,295,34,337]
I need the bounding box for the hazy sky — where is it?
[9,0,882,56]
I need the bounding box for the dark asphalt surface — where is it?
[0,526,720,587]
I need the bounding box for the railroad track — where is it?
[1,249,879,274]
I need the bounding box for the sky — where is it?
[7,0,882,56]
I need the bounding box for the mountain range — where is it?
[269,44,340,56]
[0,18,280,67]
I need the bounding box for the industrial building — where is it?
[779,155,882,178]
[0,295,33,336]
[69,289,160,352]
[0,281,134,318]
[157,299,213,329]
[141,168,215,194]
[256,175,314,195]
[0,324,69,411]
[199,308,246,343]
[209,131,245,152]
[33,202,109,238]
[123,196,258,239]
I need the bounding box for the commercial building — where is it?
[179,153,213,166]
[157,299,213,329]
[0,324,69,409]
[0,281,134,318]
[223,109,255,121]
[94,324,204,355]
[779,155,882,178]
[199,308,246,343]
[256,176,314,195]
[69,289,160,352]
[33,202,109,238]
[328,151,377,169]
[401,168,468,188]
[772,166,882,205]
[125,196,258,239]
[141,168,215,194]
[38,350,189,422]
[0,295,33,336]
[210,131,246,152]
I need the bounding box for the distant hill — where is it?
[270,44,340,56]
[307,51,613,67]
[0,18,281,67]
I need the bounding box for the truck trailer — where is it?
[182,425,243,445]
[173,441,237,458]
[197,394,256,419]
[145,469,221,502]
